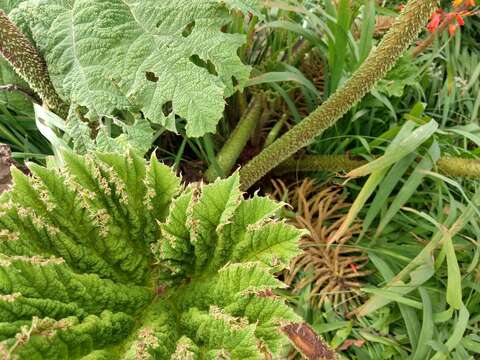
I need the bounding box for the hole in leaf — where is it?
[162,101,173,117]
[189,55,218,76]
[182,21,195,37]
[145,72,159,82]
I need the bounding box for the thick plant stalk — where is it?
[0,10,68,118]
[239,0,437,190]
[204,97,263,182]
[275,154,480,179]
[273,154,367,175]
[437,157,480,178]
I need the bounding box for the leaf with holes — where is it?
[11,0,259,137]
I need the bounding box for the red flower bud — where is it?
[449,23,458,35]
[427,11,442,32]
[455,13,465,25]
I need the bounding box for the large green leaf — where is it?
[12,0,258,137]
[0,151,307,359]
[0,0,24,12]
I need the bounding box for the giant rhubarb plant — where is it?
[5,0,259,138]
[0,151,318,359]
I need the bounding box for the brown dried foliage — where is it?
[282,323,339,360]
[271,179,371,312]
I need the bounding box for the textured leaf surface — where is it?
[0,151,302,359]
[224,0,262,16]
[0,0,24,11]
[65,112,154,155]
[11,0,259,137]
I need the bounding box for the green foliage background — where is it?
[0,0,480,359]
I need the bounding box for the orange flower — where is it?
[446,11,468,34]
[455,13,465,25]
[452,0,476,7]
[448,23,458,35]
[427,9,443,32]
[426,7,473,36]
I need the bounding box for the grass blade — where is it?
[358,0,375,64]
[362,153,417,236]
[246,70,320,97]
[375,142,441,237]
[330,122,416,243]
[326,0,351,93]
[443,230,462,309]
[356,190,480,317]
[369,253,420,350]
[361,288,423,309]
[411,287,434,360]
[347,119,438,178]
[431,304,469,360]
[328,167,388,244]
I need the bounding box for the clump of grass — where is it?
[271,179,372,313]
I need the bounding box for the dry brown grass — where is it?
[271,178,372,312]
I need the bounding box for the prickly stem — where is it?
[239,0,438,190]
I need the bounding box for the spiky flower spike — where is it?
[239,0,437,190]
[0,10,68,118]
[271,179,371,312]
[0,151,308,359]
